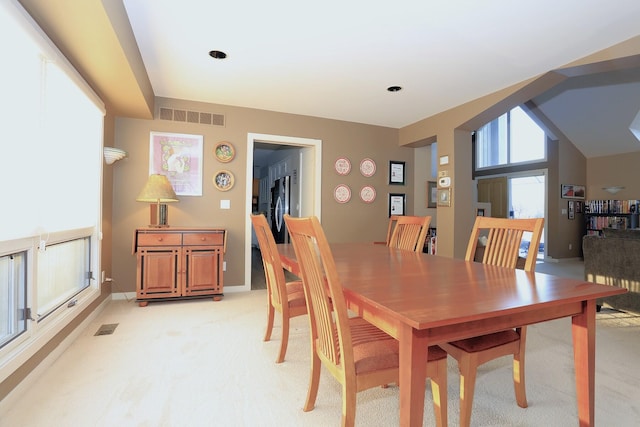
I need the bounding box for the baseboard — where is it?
[111,292,136,301]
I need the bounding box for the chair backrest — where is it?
[465,216,544,272]
[385,215,401,245]
[283,214,354,372]
[251,214,288,309]
[388,215,432,252]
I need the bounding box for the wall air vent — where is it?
[158,107,225,127]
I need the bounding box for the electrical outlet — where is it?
[569,243,572,250]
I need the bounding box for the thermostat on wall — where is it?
[438,176,451,188]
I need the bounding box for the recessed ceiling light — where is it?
[387,86,402,92]
[209,50,227,59]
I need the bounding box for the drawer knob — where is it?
[201,237,206,241]
[157,237,163,242]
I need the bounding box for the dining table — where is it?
[277,242,627,427]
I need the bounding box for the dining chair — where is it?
[373,215,400,245]
[388,215,431,252]
[283,214,447,427]
[250,214,307,363]
[439,216,544,427]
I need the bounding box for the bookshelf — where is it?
[584,199,639,235]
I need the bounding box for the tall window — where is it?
[0,1,104,368]
[476,106,545,169]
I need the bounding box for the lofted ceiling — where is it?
[18,0,640,158]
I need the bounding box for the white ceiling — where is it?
[122,0,640,157]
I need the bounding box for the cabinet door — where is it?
[183,247,223,296]
[137,247,181,299]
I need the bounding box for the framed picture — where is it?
[389,193,405,216]
[389,161,405,185]
[575,201,582,214]
[477,208,485,216]
[213,170,235,191]
[568,200,575,219]
[427,181,437,208]
[437,188,451,207]
[214,141,235,163]
[150,131,203,196]
[561,184,585,200]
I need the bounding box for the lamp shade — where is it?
[136,174,179,203]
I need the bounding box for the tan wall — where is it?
[587,152,640,201]
[111,98,408,292]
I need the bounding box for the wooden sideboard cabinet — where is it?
[132,227,226,307]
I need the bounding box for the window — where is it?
[0,252,27,349]
[475,106,545,169]
[0,0,104,377]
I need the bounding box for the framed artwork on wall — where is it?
[150,131,203,196]
[561,184,585,199]
[427,181,437,208]
[389,193,405,216]
[389,161,405,185]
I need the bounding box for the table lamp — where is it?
[136,174,179,227]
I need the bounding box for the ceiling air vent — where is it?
[158,107,225,127]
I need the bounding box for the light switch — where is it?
[220,200,231,209]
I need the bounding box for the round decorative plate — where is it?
[360,186,376,203]
[214,141,235,163]
[213,170,234,191]
[334,157,351,175]
[334,184,351,203]
[360,158,376,177]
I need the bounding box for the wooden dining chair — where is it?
[373,215,400,245]
[250,214,307,363]
[388,215,431,252]
[439,216,544,427]
[283,214,447,427]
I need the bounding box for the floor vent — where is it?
[158,107,225,127]
[94,323,118,336]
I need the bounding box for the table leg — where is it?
[399,324,428,427]
[572,299,596,427]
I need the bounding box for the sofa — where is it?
[582,228,640,313]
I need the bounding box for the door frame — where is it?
[243,133,322,291]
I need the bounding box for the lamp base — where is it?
[149,203,170,228]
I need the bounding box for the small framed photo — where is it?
[437,188,451,207]
[477,208,485,216]
[389,161,405,185]
[575,201,582,214]
[389,193,406,216]
[568,200,575,220]
[561,184,585,199]
[427,181,437,208]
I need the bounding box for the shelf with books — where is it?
[584,199,639,235]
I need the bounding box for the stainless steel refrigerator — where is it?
[271,175,290,243]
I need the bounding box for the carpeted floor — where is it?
[2,289,638,426]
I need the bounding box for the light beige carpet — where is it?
[2,290,639,426]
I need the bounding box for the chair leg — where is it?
[276,314,290,363]
[341,380,357,427]
[458,353,478,427]
[430,358,448,427]
[304,352,321,412]
[263,302,275,342]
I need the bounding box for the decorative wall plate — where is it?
[360,158,376,177]
[334,184,351,203]
[334,157,351,175]
[360,186,376,203]
[213,170,234,191]
[214,141,235,163]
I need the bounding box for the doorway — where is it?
[509,171,547,259]
[244,133,322,291]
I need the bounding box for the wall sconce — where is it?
[602,186,625,195]
[104,147,127,165]
[136,174,179,227]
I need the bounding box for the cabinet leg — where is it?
[213,295,223,302]
[138,300,149,307]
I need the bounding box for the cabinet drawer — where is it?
[183,232,224,246]
[137,232,182,246]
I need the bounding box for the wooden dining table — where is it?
[277,242,627,427]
